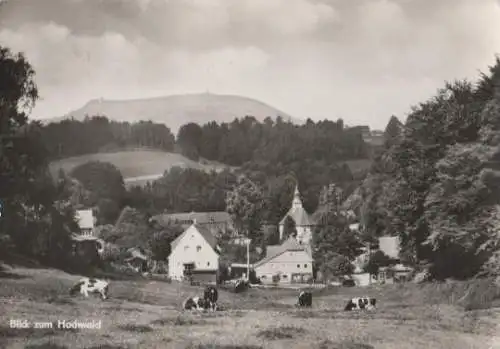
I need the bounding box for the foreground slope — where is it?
[49,150,234,187]
[47,93,301,133]
[0,265,499,349]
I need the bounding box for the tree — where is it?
[148,222,183,261]
[177,122,203,160]
[364,251,394,276]
[225,175,265,243]
[0,46,77,265]
[319,252,354,279]
[70,161,125,224]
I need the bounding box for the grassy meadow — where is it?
[1,265,499,349]
[48,150,235,187]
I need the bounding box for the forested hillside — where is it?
[357,57,500,280]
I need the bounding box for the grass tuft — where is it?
[117,324,154,333]
[255,325,306,340]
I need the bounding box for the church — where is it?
[254,185,316,284]
[278,185,316,245]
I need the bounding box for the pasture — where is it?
[1,265,499,349]
[48,150,234,187]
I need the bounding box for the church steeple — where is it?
[292,185,303,208]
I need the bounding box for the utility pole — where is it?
[246,237,250,282]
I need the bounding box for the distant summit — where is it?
[46,93,302,133]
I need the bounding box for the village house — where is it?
[278,186,316,244]
[168,222,221,284]
[71,209,104,256]
[151,211,233,237]
[254,237,313,284]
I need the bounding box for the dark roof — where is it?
[254,237,312,267]
[151,211,232,226]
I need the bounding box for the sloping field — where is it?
[48,150,235,186]
[1,265,499,349]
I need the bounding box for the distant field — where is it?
[1,265,499,349]
[48,150,236,187]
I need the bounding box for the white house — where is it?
[75,209,95,237]
[254,237,313,284]
[168,223,221,282]
[278,185,316,244]
[71,209,104,255]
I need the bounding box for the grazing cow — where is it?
[296,291,313,307]
[203,286,218,311]
[233,279,249,293]
[344,297,376,311]
[182,296,206,311]
[69,277,109,300]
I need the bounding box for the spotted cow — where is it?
[182,296,206,311]
[69,277,109,300]
[344,297,376,311]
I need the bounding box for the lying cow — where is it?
[344,297,376,311]
[296,291,312,307]
[203,286,218,311]
[182,296,207,311]
[69,277,109,300]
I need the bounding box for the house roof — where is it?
[279,186,315,226]
[170,223,220,254]
[379,236,400,259]
[126,247,148,261]
[75,210,94,230]
[254,237,312,268]
[151,211,232,226]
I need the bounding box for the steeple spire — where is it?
[292,185,302,208]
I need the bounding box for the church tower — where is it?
[278,185,315,245]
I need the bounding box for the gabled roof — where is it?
[254,237,312,268]
[75,210,94,230]
[151,211,232,226]
[170,223,220,254]
[279,207,315,226]
[379,236,400,259]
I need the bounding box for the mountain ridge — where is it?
[44,93,303,133]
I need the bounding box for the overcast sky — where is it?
[1,0,500,129]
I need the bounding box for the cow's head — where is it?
[69,281,84,296]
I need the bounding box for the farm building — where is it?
[167,223,221,283]
[151,211,233,236]
[278,185,316,245]
[71,209,104,256]
[254,237,313,284]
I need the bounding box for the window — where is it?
[196,245,201,252]
[210,216,215,224]
[207,262,210,266]
[283,274,288,279]
[297,264,300,268]
[304,264,307,268]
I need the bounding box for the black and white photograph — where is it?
[1,0,500,348]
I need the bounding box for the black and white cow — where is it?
[182,296,206,311]
[203,286,218,311]
[69,277,109,300]
[296,291,313,307]
[344,297,376,311]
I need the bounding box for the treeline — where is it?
[177,116,368,166]
[357,57,500,280]
[41,116,176,159]
[40,113,369,168]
